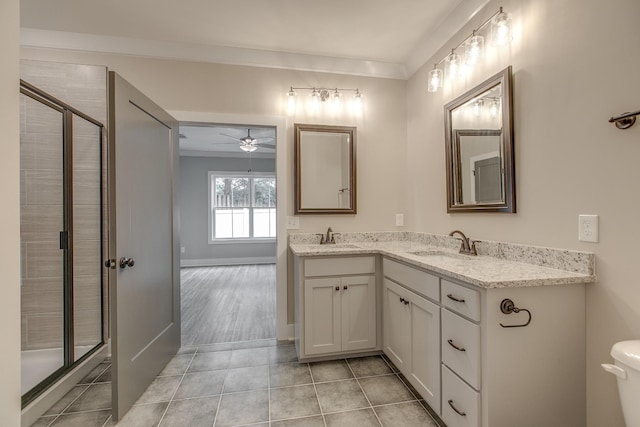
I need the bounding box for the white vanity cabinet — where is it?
[382,256,587,427]
[294,255,378,360]
[383,258,442,413]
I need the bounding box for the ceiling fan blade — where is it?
[255,143,275,149]
[255,137,274,142]
[220,133,240,141]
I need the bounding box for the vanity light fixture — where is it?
[489,97,501,117]
[427,6,513,93]
[472,99,485,116]
[427,64,443,93]
[491,7,513,47]
[445,49,462,80]
[285,86,363,114]
[465,31,484,65]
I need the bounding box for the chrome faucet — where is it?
[316,227,336,244]
[449,230,478,256]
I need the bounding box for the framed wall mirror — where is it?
[444,66,515,213]
[294,123,356,214]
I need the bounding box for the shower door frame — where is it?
[20,80,107,407]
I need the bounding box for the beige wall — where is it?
[1,0,22,423]
[21,49,409,235]
[407,0,640,425]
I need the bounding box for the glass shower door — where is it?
[20,81,106,405]
[20,91,66,395]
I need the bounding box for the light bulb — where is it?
[353,90,363,114]
[491,9,512,46]
[332,89,342,110]
[445,50,462,80]
[473,99,484,116]
[310,88,320,110]
[287,87,296,114]
[489,98,500,117]
[427,65,443,93]
[465,32,484,65]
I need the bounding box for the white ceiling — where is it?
[20,0,489,79]
[179,124,276,158]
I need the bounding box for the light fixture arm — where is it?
[431,6,507,69]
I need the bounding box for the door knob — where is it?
[119,257,135,268]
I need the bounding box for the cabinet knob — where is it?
[119,257,135,269]
[335,286,340,291]
[343,285,348,290]
[399,297,405,303]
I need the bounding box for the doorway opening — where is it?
[178,123,277,346]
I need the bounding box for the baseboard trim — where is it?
[180,257,276,267]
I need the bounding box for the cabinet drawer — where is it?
[441,280,480,321]
[442,309,481,389]
[383,258,439,302]
[305,256,375,277]
[442,365,480,427]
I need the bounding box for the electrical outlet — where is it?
[395,213,404,227]
[578,214,598,243]
[286,216,300,230]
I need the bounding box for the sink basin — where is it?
[407,250,475,260]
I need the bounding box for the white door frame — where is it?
[169,110,290,341]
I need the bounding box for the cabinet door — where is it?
[383,279,411,371]
[409,291,441,415]
[305,278,341,355]
[341,275,376,352]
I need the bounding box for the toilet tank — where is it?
[603,340,640,427]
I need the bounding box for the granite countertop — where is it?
[289,238,596,289]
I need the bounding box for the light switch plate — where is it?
[578,214,598,243]
[395,213,404,227]
[180,247,185,253]
[286,216,300,230]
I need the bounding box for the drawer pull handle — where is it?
[447,294,466,303]
[447,339,466,352]
[448,400,467,417]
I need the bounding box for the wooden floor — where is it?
[180,264,276,346]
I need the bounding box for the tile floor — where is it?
[32,339,442,427]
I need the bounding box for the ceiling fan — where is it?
[221,128,275,153]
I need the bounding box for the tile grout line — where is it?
[307,362,327,427]
[41,362,107,423]
[156,349,199,426]
[345,358,384,427]
[378,353,441,425]
[211,347,225,427]
[267,360,272,425]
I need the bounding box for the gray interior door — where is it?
[108,72,180,421]
[474,156,502,203]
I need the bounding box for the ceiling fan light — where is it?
[240,144,258,153]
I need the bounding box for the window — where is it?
[209,172,276,242]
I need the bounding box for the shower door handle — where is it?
[119,257,135,269]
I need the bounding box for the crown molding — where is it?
[20,28,407,80]
[20,0,490,82]
[405,0,490,77]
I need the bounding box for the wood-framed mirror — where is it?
[444,66,515,213]
[294,123,356,214]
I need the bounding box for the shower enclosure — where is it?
[20,79,106,406]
